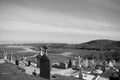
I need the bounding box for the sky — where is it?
[0,0,120,44]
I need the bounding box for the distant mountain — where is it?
[78,39,120,51]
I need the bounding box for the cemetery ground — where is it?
[0,44,120,80]
[0,45,79,80]
[0,62,77,80]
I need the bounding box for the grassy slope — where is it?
[0,63,79,80]
[0,63,48,80]
[79,39,120,50]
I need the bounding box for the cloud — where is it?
[0,20,119,39]
[0,0,120,43]
[0,1,114,30]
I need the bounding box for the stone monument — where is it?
[68,58,72,68]
[40,53,51,80]
[39,46,51,80]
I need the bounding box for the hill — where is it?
[77,39,120,51]
[75,39,120,61]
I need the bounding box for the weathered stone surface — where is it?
[40,54,51,80]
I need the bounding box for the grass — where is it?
[48,48,106,56]
[0,47,25,52]
[0,63,79,80]
[0,63,47,80]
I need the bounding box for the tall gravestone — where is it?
[15,55,19,66]
[112,60,116,66]
[10,52,12,61]
[76,56,81,70]
[84,58,88,67]
[40,53,51,80]
[79,67,83,79]
[4,51,7,60]
[8,52,12,62]
[68,58,72,68]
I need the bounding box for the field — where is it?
[0,45,107,63]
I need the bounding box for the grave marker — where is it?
[72,59,77,69]
[84,58,89,67]
[112,60,116,66]
[77,56,81,70]
[79,67,83,79]
[68,58,72,68]
[108,60,113,68]
[40,53,51,80]
[4,51,7,60]
[15,59,19,66]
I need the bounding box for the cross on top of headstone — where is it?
[42,45,48,53]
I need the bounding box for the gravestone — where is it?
[84,58,89,67]
[72,60,77,69]
[112,60,116,66]
[59,62,68,69]
[79,67,83,79]
[64,62,68,69]
[28,60,31,66]
[40,53,51,80]
[109,60,113,67]
[68,58,72,68]
[10,52,12,61]
[90,59,95,67]
[8,52,12,62]
[15,59,19,66]
[32,70,37,76]
[77,56,81,70]
[4,51,7,60]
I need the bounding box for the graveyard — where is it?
[0,42,120,80]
